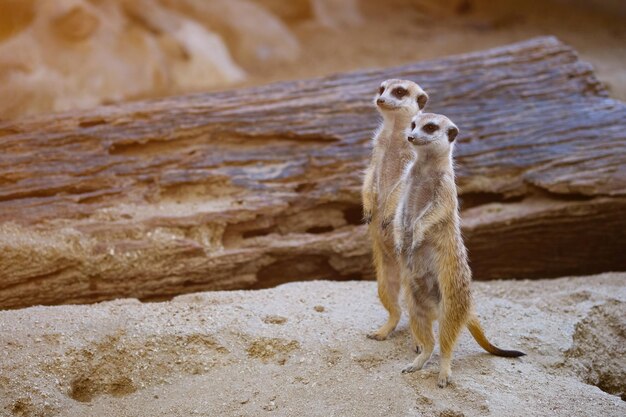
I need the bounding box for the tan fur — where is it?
[395,113,524,387]
[362,79,428,341]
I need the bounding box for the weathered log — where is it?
[0,37,625,309]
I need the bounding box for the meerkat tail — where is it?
[466,315,526,357]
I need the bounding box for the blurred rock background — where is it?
[0,0,624,119]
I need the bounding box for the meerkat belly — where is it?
[377,149,413,210]
[405,242,441,308]
[375,155,414,257]
[407,178,435,217]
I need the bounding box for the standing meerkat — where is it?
[362,79,428,341]
[394,113,525,387]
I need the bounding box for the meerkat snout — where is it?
[407,120,417,142]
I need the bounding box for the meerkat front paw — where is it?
[395,231,411,255]
[363,212,372,224]
[411,235,424,252]
[393,232,404,255]
[411,222,425,243]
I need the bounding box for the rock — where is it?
[310,0,363,28]
[0,0,245,119]
[0,37,625,308]
[0,273,624,416]
[161,0,301,67]
[0,0,366,119]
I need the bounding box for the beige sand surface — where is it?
[1,273,624,416]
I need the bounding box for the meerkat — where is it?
[362,79,428,341]
[393,113,525,387]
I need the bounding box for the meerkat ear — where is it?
[447,126,459,142]
[417,93,428,110]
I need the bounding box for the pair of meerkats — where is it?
[362,79,524,388]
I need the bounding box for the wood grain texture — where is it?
[1,36,625,308]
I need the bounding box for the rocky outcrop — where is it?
[0,37,625,308]
[0,0,363,119]
[0,273,624,416]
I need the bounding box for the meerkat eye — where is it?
[378,86,385,95]
[422,123,439,134]
[411,122,416,130]
[393,87,407,98]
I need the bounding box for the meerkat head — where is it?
[406,113,459,155]
[374,79,428,118]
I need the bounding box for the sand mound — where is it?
[564,299,626,400]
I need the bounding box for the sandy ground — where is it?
[1,273,624,417]
[246,0,626,101]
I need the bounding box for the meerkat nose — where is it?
[376,98,385,105]
[407,136,414,142]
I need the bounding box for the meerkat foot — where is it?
[402,355,429,373]
[437,371,451,388]
[366,332,384,341]
[366,329,391,341]
[401,349,432,374]
[438,359,452,387]
[367,319,398,340]
[401,363,420,374]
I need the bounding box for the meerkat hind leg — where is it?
[367,254,401,341]
[437,308,466,387]
[401,296,435,374]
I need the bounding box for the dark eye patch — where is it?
[422,123,439,134]
[392,87,407,98]
[378,86,385,95]
[410,121,416,130]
